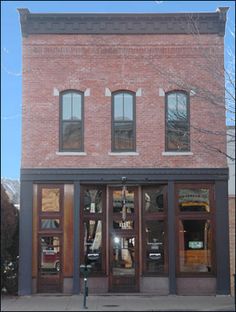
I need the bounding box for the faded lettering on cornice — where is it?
[25,45,222,58]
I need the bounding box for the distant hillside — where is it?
[1,178,20,205]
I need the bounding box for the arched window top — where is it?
[112,91,135,122]
[60,90,83,121]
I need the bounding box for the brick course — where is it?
[21,34,227,169]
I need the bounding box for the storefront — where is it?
[19,168,230,295]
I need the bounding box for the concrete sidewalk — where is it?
[1,294,235,311]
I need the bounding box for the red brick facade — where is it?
[21,33,227,169]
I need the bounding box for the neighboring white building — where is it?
[227,125,235,296]
[227,126,235,196]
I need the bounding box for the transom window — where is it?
[60,90,84,151]
[166,91,190,151]
[112,91,135,152]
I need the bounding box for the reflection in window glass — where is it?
[41,219,60,229]
[84,189,102,213]
[113,92,135,151]
[40,236,61,274]
[113,220,134,230]
[178,189,210,212]
[166,92,189,151]
[112,236,135,276]
[145,220,165,273]
[114,121,134,150]
[62,122,82,150]
[179,220,212,272]
[42,188,60,212]
[83,220,102,272]
[144,186,165,212]
[113,190,134,213]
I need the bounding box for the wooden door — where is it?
[109,187,139,292]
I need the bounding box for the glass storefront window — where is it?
[84,189,102,213]
[112,190,134,213]
[83,220,102,272]
[144,186,165,213]
[145,220,165,273]
[41,188,60,212]
[178,189,210,212]
[179,219,212,273]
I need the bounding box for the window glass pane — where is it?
[84,189,102,213]
[42,188,60,212]
[144,186,165,212]
[124,93,133,121]
[112,236,135,276]
[145,220,165,273]
[41,219,60,229]
[178,189,210,212]
[114,121,134,150]
[113,190,134,214]
[114,94,123,120]
[179,220,212,272]
[83,220,102,272]
[167,121,189,151]
[167,93,187,121]
[177,93,187,118]
[62,121,82,150]
[62,93,72,120]
[113,220,134,230]
[72,93,81,120]
[40,236,61,274]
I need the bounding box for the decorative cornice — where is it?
[18,8,228,37]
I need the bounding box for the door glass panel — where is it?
[179,220,212,272]
[113,190,134,213]
[84,189,102,213]
[41,219,60,229]
[113,220,134,230]
[40,236,61,275]
[178,189,210,212]
[145,220,165,273]
[112,236,135,276]
[83,220,102,271]
[42,188,60,212]
[144,186,165,213]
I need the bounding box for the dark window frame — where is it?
[142,184,168,276]
[111,90,136,152]
[59,89,84,152]
[80,185,106,276]
[175,182,216,277]
[165,90,190,152]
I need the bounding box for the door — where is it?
[109,187,139,292]
[38,235,62,293]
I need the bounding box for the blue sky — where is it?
[1,0,235,179]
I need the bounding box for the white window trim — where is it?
[56,152,87,156]
[162,151,193,156]
[108,152,139,156]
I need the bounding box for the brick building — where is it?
[18,8,230,295]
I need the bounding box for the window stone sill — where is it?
[108,152,139,156]
[56,152,87,156]
[162,151,193,156]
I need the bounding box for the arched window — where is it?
[165,91,190,151]
[60,90,84,151]
[112,91,136,152]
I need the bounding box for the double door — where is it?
[109,187,139,292]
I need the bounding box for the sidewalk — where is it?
[1,294,235,311]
